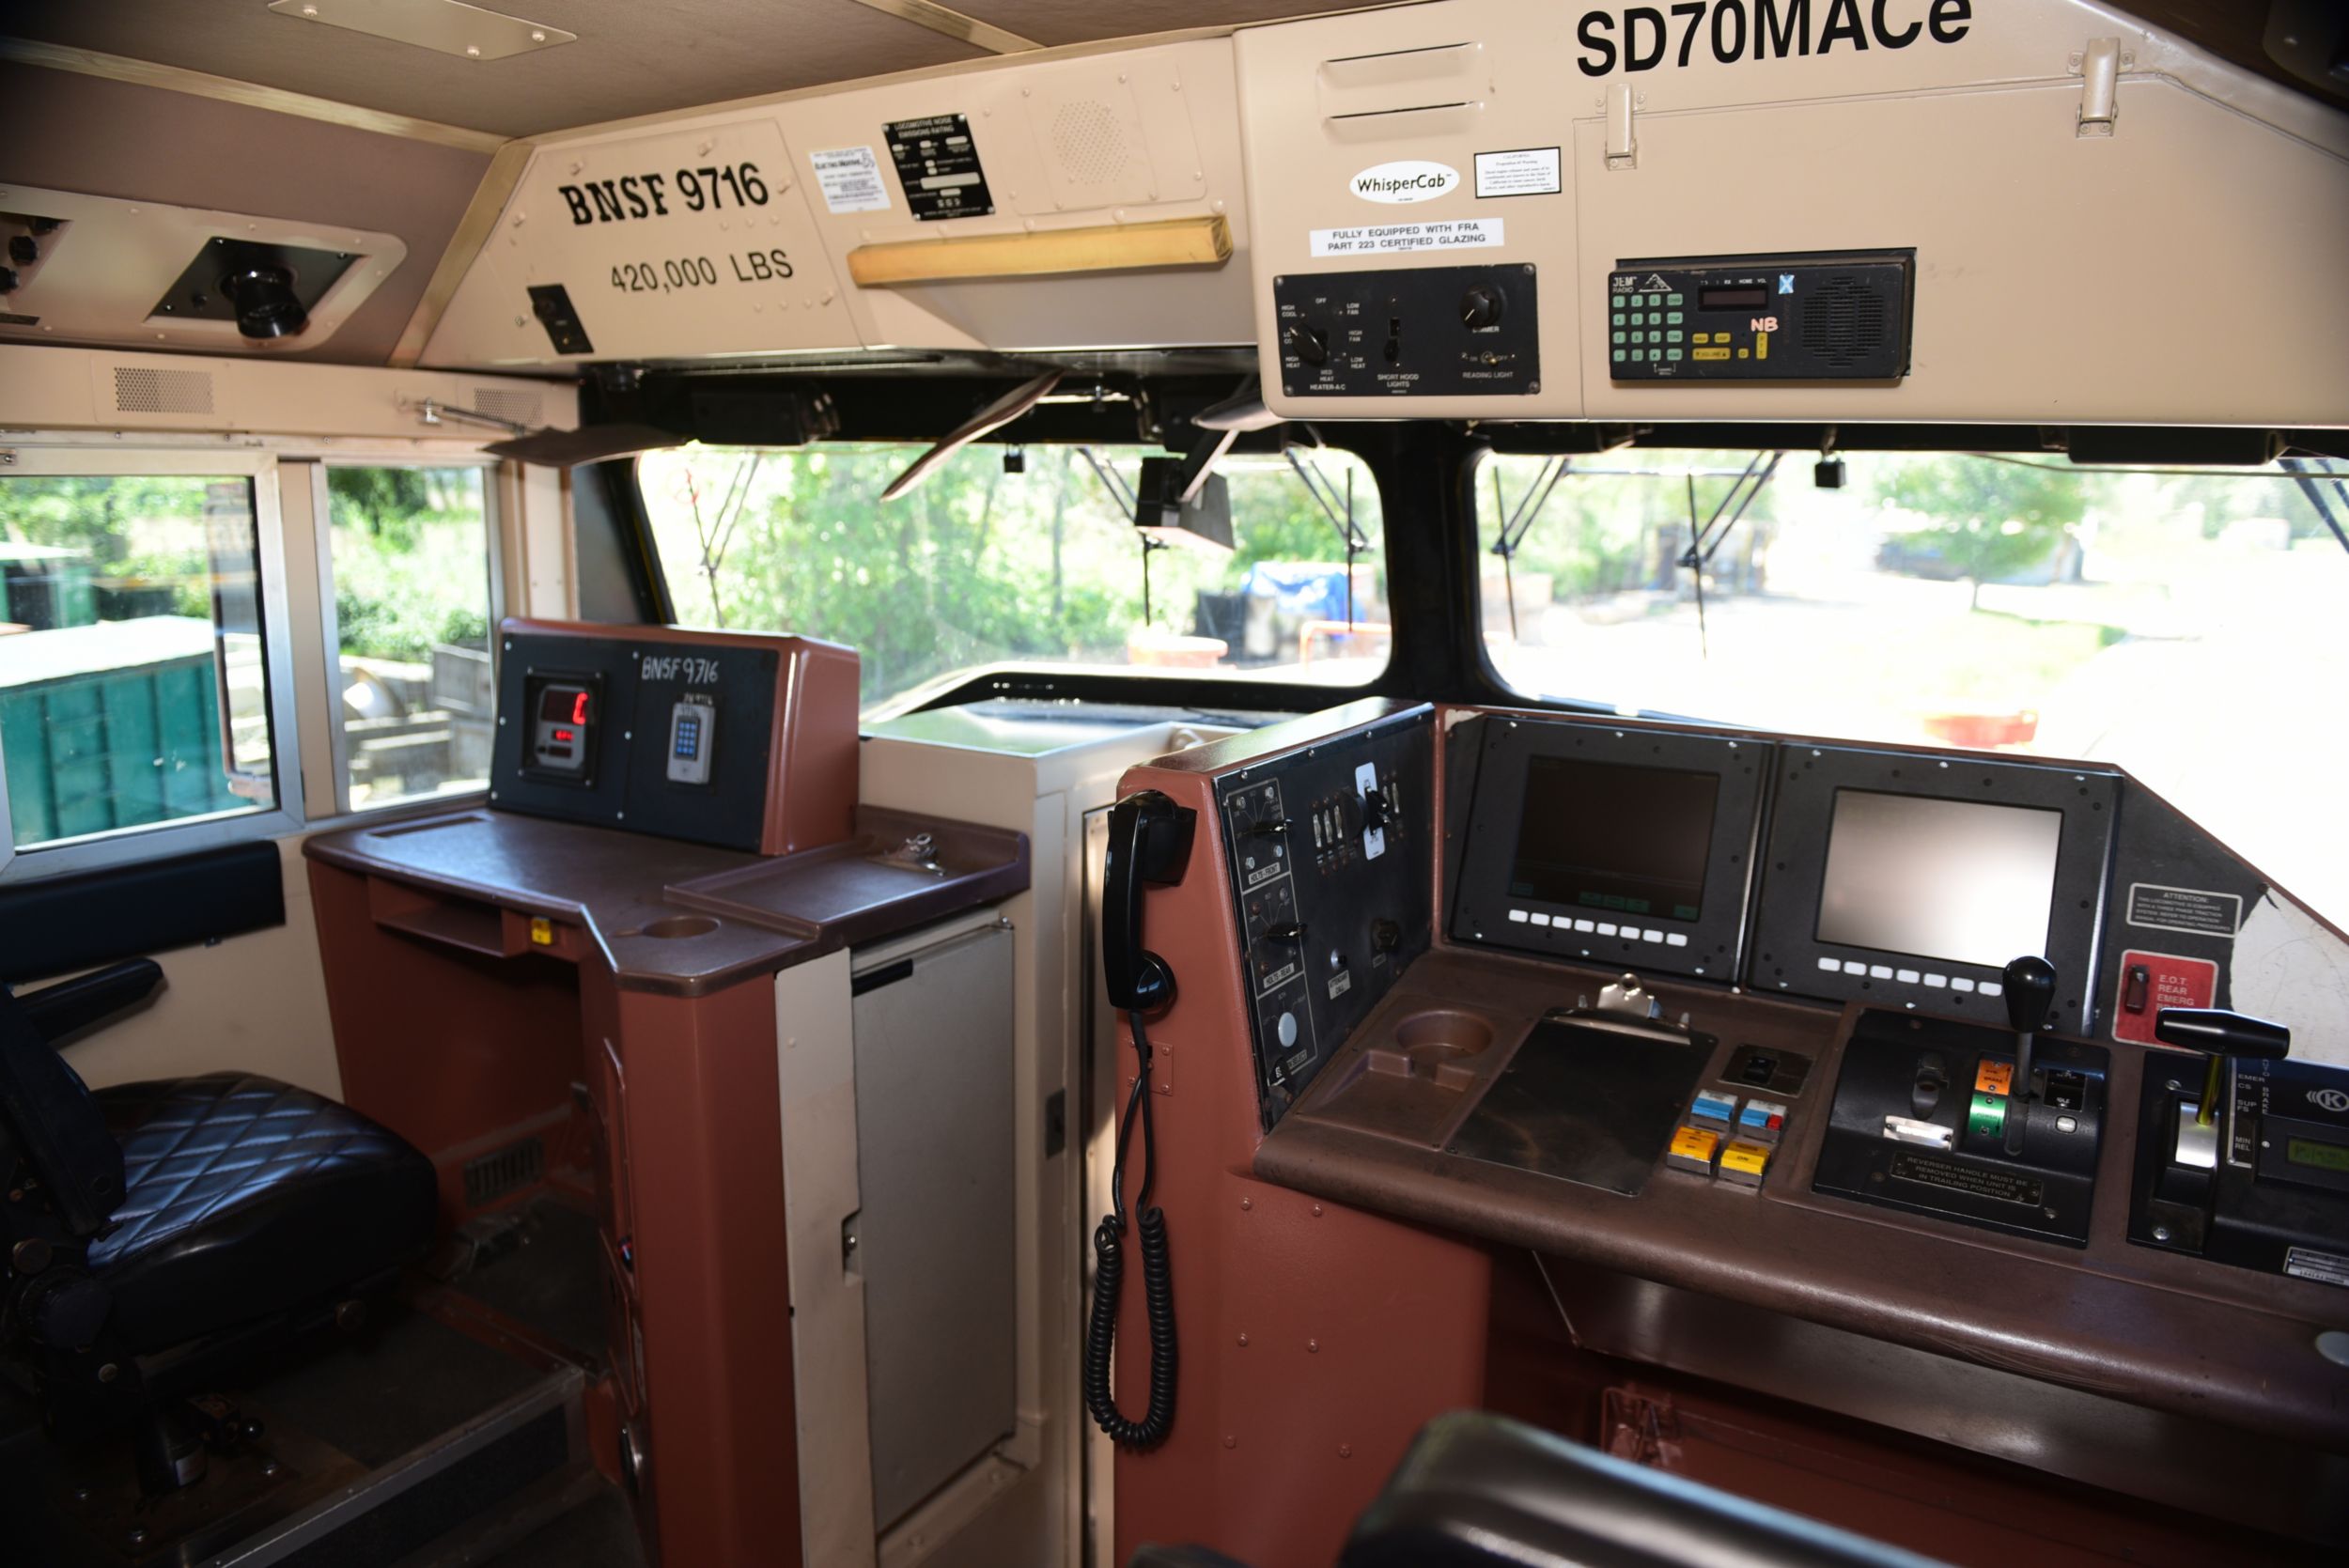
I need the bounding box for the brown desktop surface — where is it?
[304,804,1028,994]
[1256,947,2349,1456]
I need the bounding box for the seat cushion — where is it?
[86,1074,436,1352]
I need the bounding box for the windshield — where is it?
[639,442,1386,712]
[1477,451,2349,924]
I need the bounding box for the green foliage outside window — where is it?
[642,443,1386,706]
[326,468,491,663]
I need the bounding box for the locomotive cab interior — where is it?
[1,2,2347,1565]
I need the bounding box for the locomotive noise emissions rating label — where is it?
[1310,219,1503,257]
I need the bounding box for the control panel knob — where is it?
[2001,955,2057,1037]
[1283,322,1329,365]
[1459,284,1505,331]
[1266,922,1305,945]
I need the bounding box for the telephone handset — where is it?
[1088,788,1194,1448]
[1102,790,1196,1012]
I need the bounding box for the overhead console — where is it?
[423,37,1253,366]
[1235,0,2349,423]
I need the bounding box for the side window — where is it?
[0,472,279,852]
[323,465,497,812]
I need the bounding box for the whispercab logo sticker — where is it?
[1349,161,1459,204]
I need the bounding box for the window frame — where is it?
[312,457,505,817]
[0,447,306,879]
[630,440,1398,715]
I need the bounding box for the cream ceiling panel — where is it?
[422,114,859,367]
[772,36,1252,352]
[0,185,405,358]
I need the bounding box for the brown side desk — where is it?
[304,805,1027,1567]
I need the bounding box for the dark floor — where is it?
[2,1190,646,1568]
[487,1482,647,1568]
[447,1197,610,1372]
[258,1309,548,1468]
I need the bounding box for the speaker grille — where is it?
[113,365,213,414]
[474,388,543,427]
[1050,100,1128,186]
[1797,277,1889,369]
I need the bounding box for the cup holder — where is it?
[1367,1009,1497,1090]
[1393,1009,1495,1060]
[635,915,719,940]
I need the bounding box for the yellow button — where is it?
[530,917,553,946]
[1690,332,1707,345]
[1736,348,1750,359]
[1756,331,1768,360]
[1693,347,1731,361]
[1719,1140,1770,1177]
[1975,1059,2013,1095]
[1670,1126,1720,1161]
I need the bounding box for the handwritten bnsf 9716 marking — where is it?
[560,163,771,224]
[1576,0,1971,75]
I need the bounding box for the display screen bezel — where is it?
[1507,754,1721,924]
[1447,716,1766,985]
[1812,788,2064,970]
[1746,746,2118,1032]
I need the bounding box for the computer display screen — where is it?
[1815,789,2061,968]
[1508,755,1719,923]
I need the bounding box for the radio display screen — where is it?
[2287,1138,2349,1174]
[1698,284,1769,311]
[1508,756,1718,922]
[1816,790,2061,969]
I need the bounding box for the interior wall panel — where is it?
[0,62,490,366]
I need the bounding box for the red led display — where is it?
[572,691,591,725]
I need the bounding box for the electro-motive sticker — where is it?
[1574,0,1973,75]
[884,114,993,221]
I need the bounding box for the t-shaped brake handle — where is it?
[2156,1007,2291,1129]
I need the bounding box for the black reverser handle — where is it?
[1103,790,1196,1013]
[2154,1008,2292,1061]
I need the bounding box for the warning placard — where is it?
[884,113,993,221]
[1474,147,1562,198]
[2126,883,2241,938]
[810,146,889,214]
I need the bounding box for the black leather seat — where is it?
[88,1073,435,1352]
[0,961,436,1491]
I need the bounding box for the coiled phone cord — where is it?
[1084,1008,1176,1447]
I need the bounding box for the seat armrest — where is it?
[16,960,164,1045]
